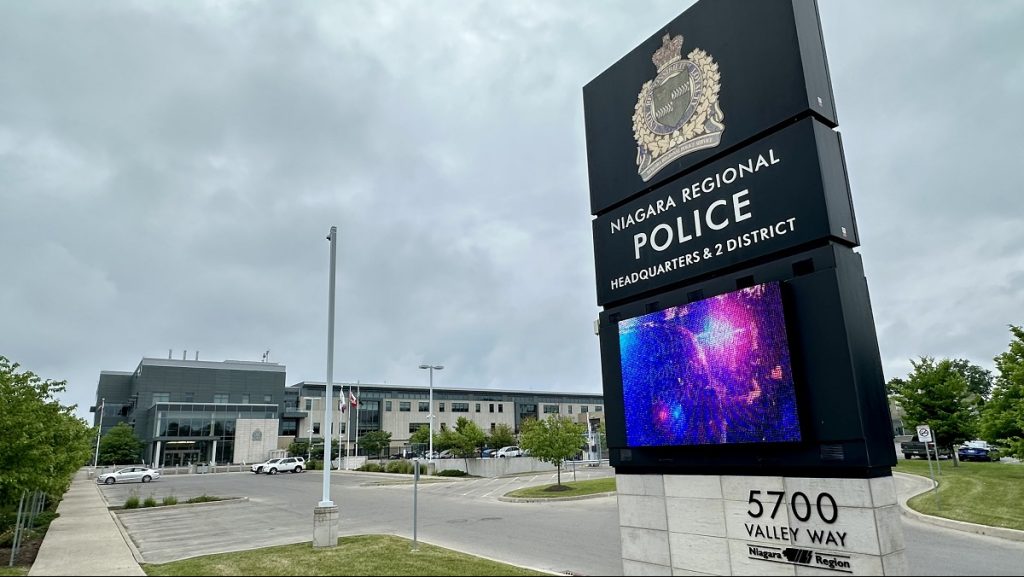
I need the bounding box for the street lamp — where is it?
[418,364,443,462]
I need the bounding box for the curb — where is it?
[498,491,617,503]
[895,472,1024,542]
[113,496,249,514]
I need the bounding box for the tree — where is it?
[518,416,587,487]
[409,424,433,449]
[288,439,312,460]
[452,418,486,467]
[98,422,145,465]
[887,357,979,464]
[950,358,994,402]
[980,326,1024,458]
[0,356,94,506]
[358,430,392,460]
[487,423,515,450]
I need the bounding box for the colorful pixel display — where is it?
[618,282,801,447]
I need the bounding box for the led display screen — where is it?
[618,281,800,447]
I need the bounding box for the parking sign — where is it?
[916,425,933,443]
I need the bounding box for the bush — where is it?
[186,495,220,504]
[142,495,158,508]
[161,495,178,506]
[385,460,413,474]
[357,463,383,473]
[437,469,467,477]
[124,495,140,509]
[307,460,323,470]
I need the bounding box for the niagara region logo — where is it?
[632,33,725,182]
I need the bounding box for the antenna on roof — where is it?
[262,350,270,363]
[168,349,172,360]
[195,350,199,361]
[183,350,187,360]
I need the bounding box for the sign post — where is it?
[917,424,940,509]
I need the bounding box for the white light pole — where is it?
[321,226,338,507]
[93,398,105,469]
[418,364,443,462]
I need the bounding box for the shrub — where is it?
[186,494,220,504]
[437,469,467,477]
[161,495,178,506]
[124,495,140,509]
[142,495,158,508]
[386,460,413,474]
[357,463,383,472]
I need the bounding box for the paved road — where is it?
[102,468,1024,575]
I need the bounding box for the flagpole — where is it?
[354,381,360,457]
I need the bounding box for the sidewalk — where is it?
[28,469,145,576]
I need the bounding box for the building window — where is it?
[183,392,194,403]
[281,420,297,436]
[313,422,321,435]
[305,398,313,411]
[399,401,411,412]
[242,394,250,404]
[490,423,496,432]
[214,393,229,404]
[439,402,445,412]
[409,422,428,433]
[595,406,603,412]
[498,404,504,413]
[152,393,170,404]
[385,400,392,412]
[452,402,469,412]
[263,394,272,403]
[581,406,589,413]
[419,401,429,412]
[489,403,495,413]
[568,405,573,414]
[440,423,447,431]
[543,404,559,414]
[476,403,481,413]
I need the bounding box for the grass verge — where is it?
[0,568,29,576]
[143,534,543,576]
[505,477,615,499]
[895,460,1024,530]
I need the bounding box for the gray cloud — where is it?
[1,1,1021,421]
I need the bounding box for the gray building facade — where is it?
[92,358,286,466]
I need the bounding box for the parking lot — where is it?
[100,466,620,575]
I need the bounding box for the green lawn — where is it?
[143,535,544,576]
[505,477,616,499]
[0,568,28,576]
[895,460,1024,530]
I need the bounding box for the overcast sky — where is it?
[2,1,1022,423]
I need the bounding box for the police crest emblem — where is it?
[633,34,725,181]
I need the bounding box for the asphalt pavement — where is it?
[29,465,1024,576]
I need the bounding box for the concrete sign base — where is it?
[617,473,907,575]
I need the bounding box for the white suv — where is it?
[264,456,305,474]
[251,458,282,474]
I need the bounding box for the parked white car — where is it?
[264,456,305,474]
[496,446,522,458]
[251,458,282,474]
[96,467,161,485]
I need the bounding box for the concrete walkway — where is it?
[29,469,144,576]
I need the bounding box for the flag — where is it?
[339,400,346,413]
[349,390,358,407]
